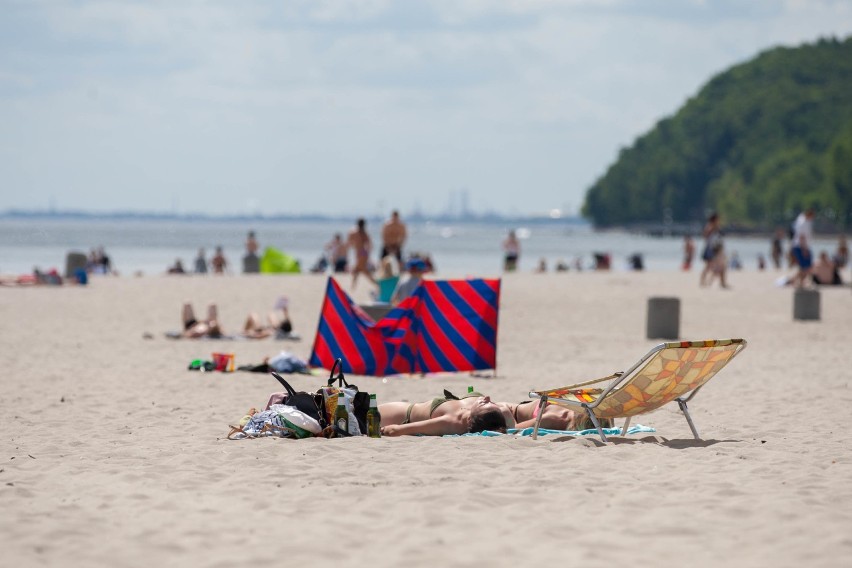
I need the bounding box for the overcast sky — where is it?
[1,0,851,217]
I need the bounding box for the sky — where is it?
[1,0,851,218]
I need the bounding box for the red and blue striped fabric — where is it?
[309,277,500,376]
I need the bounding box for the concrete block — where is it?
[793,288,820,321]
[647,297,680,340]
[65,251,88,278]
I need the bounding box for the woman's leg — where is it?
[182,303,196,327]
[206,303,219,323]
[378,402,414,426]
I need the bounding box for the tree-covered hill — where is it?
[582,37,852,230]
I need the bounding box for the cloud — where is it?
[1,0,851,215]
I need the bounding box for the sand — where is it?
[2,270,852,567]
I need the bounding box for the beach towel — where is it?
[165,331,239,340]
[446,424,656,437]
[310,277,500,377]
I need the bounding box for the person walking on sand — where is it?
[791,207,815,288]
[347,218,376,288]
[380,210,407,266]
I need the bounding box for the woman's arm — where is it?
[381,414,466,436]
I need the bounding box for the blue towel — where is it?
[446,424,656,437]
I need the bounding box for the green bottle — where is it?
[467,386,474,394]
[367,394,381,438]
[334,394,349,435]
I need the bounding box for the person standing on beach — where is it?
[834,235,849,269]
[347,218,376,288]
[194,248,208,274]
[700,212,728,288]
[791,207,815,288]
[380,210,407,266]
[211,246,229,274]
[326,233,348,273]
[503,230,520,272]
[771,228,785,269]
[683,235,695,270]
[245,231,259,257]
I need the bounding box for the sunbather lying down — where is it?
[178,302,297,340]
[261,390,608,436]
[379,391,506,436]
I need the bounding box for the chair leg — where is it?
[531,395,547,440]
[677,398,700,440]
[621,416,632,437]
[585,408,608,443]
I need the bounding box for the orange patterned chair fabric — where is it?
[531,339,747,420]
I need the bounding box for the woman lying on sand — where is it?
[379,392,612,436]
[181,303,225,338]
[261,390,608,436]
[495,400,612,431]
[379,391,507,436]
[180,302,295,340]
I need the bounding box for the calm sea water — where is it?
[0,217,841,276]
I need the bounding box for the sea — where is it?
[0,216,841,277]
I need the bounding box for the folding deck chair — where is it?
[528,339,747,442]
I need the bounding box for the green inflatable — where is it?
[260,247,301,274]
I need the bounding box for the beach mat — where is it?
[446,425,656,437]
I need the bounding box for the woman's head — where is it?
[468,397,507,433]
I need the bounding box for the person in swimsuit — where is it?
[181,302,225,338]
[379,391,506,436]
[494,400,612,431]
[239,296,298,339]
[346,218,377,289]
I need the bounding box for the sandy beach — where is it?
[2,270,851,567]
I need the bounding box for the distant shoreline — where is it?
[0,209,589,226]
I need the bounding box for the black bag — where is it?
[270,372,327,429]
[326,358,370,435]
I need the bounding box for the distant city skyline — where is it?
[2,1,851,217]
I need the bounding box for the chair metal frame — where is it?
[528,339,747,442]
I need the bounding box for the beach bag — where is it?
[267,405,323,438]
[270,372,327,428]
[238,407,322,439]
[319,358,370,436]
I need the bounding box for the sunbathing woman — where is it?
[495,400,613,431]
[379,392,507,436]
[241,298,297,340]
[181,303,224,338]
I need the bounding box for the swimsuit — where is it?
[183,318,198,331]
[401,390,487,424]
